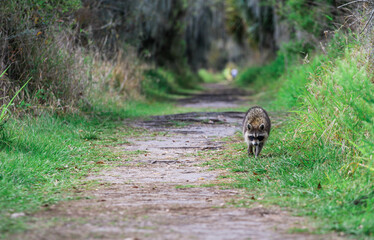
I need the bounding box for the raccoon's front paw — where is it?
[247,147,253,156]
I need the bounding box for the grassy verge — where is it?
[203,126,373,237]
[205,40,374,238]
[0,99,185,238]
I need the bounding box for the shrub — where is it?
[142,68,180,99]
[0,0,84,109]
[198,69,224,83]
[236,54,285,88]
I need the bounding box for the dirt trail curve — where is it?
[15,83,340,240]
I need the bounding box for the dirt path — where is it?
[15,83,339,240]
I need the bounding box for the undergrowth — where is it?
[198,69,225,83]
[0,0,85,107]
[235,53,285,90]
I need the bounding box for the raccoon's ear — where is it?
[260,124,265,130]
[247,123,252,130]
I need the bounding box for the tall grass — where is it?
[218,36,374,237]
[277,45,373,166]
[0,1,84,108]
[206,45,374,236]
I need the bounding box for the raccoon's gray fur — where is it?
[242,106,271,158]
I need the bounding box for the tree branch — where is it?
[338,0,370,9]
[360,8,374,33]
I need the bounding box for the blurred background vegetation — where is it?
[0,0,342,110]
[1,0,374,237]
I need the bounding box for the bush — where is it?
[198,69,224,83]
[142,68,180,98]
[0,0,83,108]
[236,54,285,88]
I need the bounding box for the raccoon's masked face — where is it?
[247,123,266,146]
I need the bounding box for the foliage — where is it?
[275,0,335,36]
[277,32,358,108]
[142,68,180,98]
[136,0,186,67]
[226,0,275,49]
[226,0,338,55]
[141,67,200,99]
[225,0,246,43]
[235,54,285,88]
[0,0,85,108]
[198,69,225,83]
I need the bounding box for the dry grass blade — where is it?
[360,8,374,33]
[338,0,374,34]
[337,0,370,9]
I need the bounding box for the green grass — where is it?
[204,127,374,237]
[235,54,285,90]
[203,43,374,238]
[198,69,225,83]
[0,98,184,238]
[142,67,201,99]
[277,46,373,165]
[0,115,97,236]
[83,98,193,121]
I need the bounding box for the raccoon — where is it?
[242,106,271,158]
